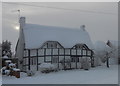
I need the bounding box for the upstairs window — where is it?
[48,42,57,48]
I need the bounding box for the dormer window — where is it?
[48,42,57,48]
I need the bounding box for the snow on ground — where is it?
[2,65,118,84]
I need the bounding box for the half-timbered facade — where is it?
[16,17,94,71]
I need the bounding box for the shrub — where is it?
[39,63,58,73]
[60,58,71,69]
[27,70,35,76]
[81,58,90,70]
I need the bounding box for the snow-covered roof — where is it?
[109,40,120,48]
[23,24,94,49]
[94,41,112,52]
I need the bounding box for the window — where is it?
[87,51,91,56]
[45,56,51,62]
[48,43,57,48]
[71,57,79,62]
[52,56,58,63]
[83,50,86,55]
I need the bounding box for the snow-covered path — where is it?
[2,65,118,84]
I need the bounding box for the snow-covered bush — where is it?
[80,58,90,70]
[60,58,71,69]
[9,63,16,68]
[109,47,119,65]
[1,67,6,75]
[27,70,35,76]
[5,70,10,75]
[39,63,58,73]
[94,41,119,65]
[94,41,112,65]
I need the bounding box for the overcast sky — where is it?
[2,2,118,51]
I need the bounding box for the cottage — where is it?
[15,17,94,71]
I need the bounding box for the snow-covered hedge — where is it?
[94,41,119,65]
[39,63,58,73]
[94,41,113,65]
[80,58,90,70]
[5,70,10,75]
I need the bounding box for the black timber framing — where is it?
[76,49,77,69]
[36,49,38,71]
[28,49,30,70]
[58,48,59,69]
[23,48,94,71]
[23,41,94,71]
[64,48,65,70]
[44,48,46,62]
[91,51,94,67]
[70,49,72,69]
[51,48,53,64]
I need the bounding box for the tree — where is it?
[94,41,112,67]
[2,40,12,58]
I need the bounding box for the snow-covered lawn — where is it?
[2,65,118,84]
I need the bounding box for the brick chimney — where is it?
[19,17,26,29]
[80,25,86,31]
